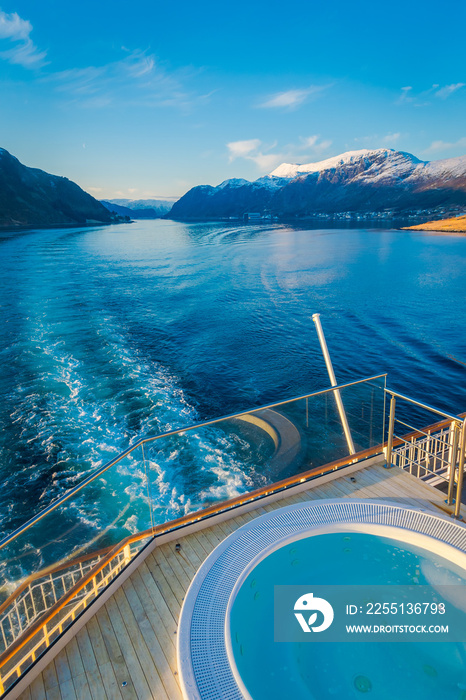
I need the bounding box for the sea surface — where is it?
[0,219,465,553]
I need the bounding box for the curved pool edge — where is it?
[177,499,466,700]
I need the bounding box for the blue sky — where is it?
[0,0,465,198]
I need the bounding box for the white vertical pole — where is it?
[312,314,356,455]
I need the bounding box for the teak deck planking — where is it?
[16,462,465,700]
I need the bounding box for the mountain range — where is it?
[2,147,466,229]
[101,198,176,219]
[0,148,115,228]
[169,149,466,220]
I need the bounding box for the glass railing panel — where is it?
[336,376,387,452]
[144,416,277,523]
[144,376,387,525]
[251,374,386,479]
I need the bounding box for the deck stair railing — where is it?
[0,530,152,660]
[392,423,453,484]
[0,553,104,655]
[385,390,466,519]
[0,533,151,694]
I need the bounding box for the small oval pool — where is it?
[177,500,466,700]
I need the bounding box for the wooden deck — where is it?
[16,461,466,700]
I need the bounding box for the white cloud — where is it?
[399,86,412,101]
[398,82,465,106]
[227,139,282,169]
[0,10,46,68]
[424,137,466,153]
[125,55,155,78]
[352,133,406,153]
[297,135,333,156]
[259,85,329,110]
[226,135,333,172]
[251,152,284,170]
[435,83,465,99]
[310,138,333,155]
[299,135,319,149]
[354,132,403,148]
[45,50,201,110]
[227,139,262,161]
[382,132,401,145]
[397,86,426,106]
[0,11,31,39]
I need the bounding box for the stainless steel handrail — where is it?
[454,421,466,519]
[0,373,387,552]
[385,388,461,422]
[385,387,465,518]
[392,435,450,466]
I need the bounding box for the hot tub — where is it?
[177,500,466,700]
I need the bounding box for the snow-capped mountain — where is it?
[103,198,176,212]
[268,149,410,179]
[101,197,176,219]
[169,149,466,220]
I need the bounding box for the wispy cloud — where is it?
[298,135,333,155]
[382,132,401,145]
[354,132,402,147]
[44,49,205,110]
[397,82,465,106]
[258,85,329,110]
[0,11,31,41]
[0,10,46,68]
[435,83,465,99]
[424,137,466,154]
[227,135,333,172]
[398,86,413,104]
[227,139,262,161]
[227,139,280,169]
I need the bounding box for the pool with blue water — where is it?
[228,531,466,699]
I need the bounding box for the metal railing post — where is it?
[454,420,466,520]
[123,544,132,565]
[447,421,460,506]
[386,395,396,468]
[312,314,356,455]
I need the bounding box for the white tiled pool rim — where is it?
[176,499,466,700]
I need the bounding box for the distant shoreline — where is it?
[401,215,466,235]
[3,216,466,234]
[165,215,447,228]
[0,220,131,233]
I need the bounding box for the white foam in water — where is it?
[145,430,256,523]
[0,305,257,553]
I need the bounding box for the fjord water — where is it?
[0,220,465,545]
